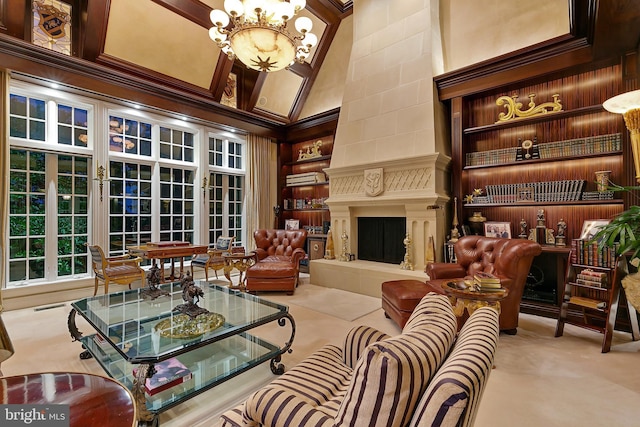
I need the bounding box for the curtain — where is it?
[0,70,9,311]
[245,134,276,250]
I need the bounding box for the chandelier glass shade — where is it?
[209,0,318,72]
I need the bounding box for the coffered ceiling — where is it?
[0,0,351,129]
[101,0,348,123]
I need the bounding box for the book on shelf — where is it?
[133,357,192,396]
[575,278,605,288]
[570,239,618,268]
[569,296,607,310]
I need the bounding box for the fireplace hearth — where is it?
[357,217,405,264]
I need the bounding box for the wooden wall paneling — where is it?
[1,0,27,39]
[453,59,630,318]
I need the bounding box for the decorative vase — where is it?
[594,170,611,192]
[468,211,487,235]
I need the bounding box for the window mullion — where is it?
[45,154,58,281]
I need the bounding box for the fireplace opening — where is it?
[357,217,405,264]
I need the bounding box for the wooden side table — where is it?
[223,252,258,290]
[0,372,136,427]
[441,280,509,329]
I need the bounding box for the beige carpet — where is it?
[2,277,640,427]
[283,284,381,321]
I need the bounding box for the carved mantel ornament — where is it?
[364,168,383,196]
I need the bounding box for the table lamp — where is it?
[603,89,640,183]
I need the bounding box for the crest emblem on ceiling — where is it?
[34,1,71,39]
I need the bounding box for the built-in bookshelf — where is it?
[436,58,638,319]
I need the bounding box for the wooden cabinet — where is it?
[279,136,333,233]
[555,241,639,352]
[445,60,637,316]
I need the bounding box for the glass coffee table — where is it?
[68,281,295,426]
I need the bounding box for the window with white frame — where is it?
[9,93,46,141]
[207,135,245,247]
[8,149,90,284]
[159,166,195,243]
[7,88,92,288]
[108,161,153,256]
[107,116,198,258]
[160,127,194,162]
[6,81,248,289]
[109,115,152,156]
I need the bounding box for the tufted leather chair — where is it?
[382,236,542,334]
[245,229,307,294]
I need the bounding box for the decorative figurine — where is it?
[273,205,281,229]
[173,272,208,318]
[535,209,547,244]
[519,218,528,239]
[536,209,546,227]
[141,264,170,300]
[400,233,414,271]
[555,218,567,246]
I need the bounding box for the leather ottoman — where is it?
[381,279,442,328]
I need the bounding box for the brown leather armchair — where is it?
[382,235,542,334]
[245,229,307,295]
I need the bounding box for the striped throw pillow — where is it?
[334,293,457,427]
[409,306,499,427]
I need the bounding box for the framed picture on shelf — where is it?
[484,221,511,239]
[285,219,300,230]
[579,219,610,241]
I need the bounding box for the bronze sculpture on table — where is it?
[141,264,170,300]
[173,272,208,318]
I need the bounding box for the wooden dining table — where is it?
[0,372,136,427]
[128,242,208,282]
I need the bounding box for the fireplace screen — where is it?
[357,217,405,264]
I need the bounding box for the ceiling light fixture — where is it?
[208,0,318,73]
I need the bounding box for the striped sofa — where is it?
[220,293,499,427]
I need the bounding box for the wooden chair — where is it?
[191,236,235,281]
[87,244,146,295]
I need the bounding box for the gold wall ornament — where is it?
[93,165,111,202]
[297,140,323,161]
[202,176,208,197]
[496,93,563,123]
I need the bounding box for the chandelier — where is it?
[209,0,318,72]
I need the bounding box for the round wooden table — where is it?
[223,252,258,290]
[441,280,509,329]
[0,372,137,427]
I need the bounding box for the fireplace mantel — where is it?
[321,153,450,275]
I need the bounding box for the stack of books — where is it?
[575,269,608,288]
[473,272,502,291]
[134,357,192,396]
